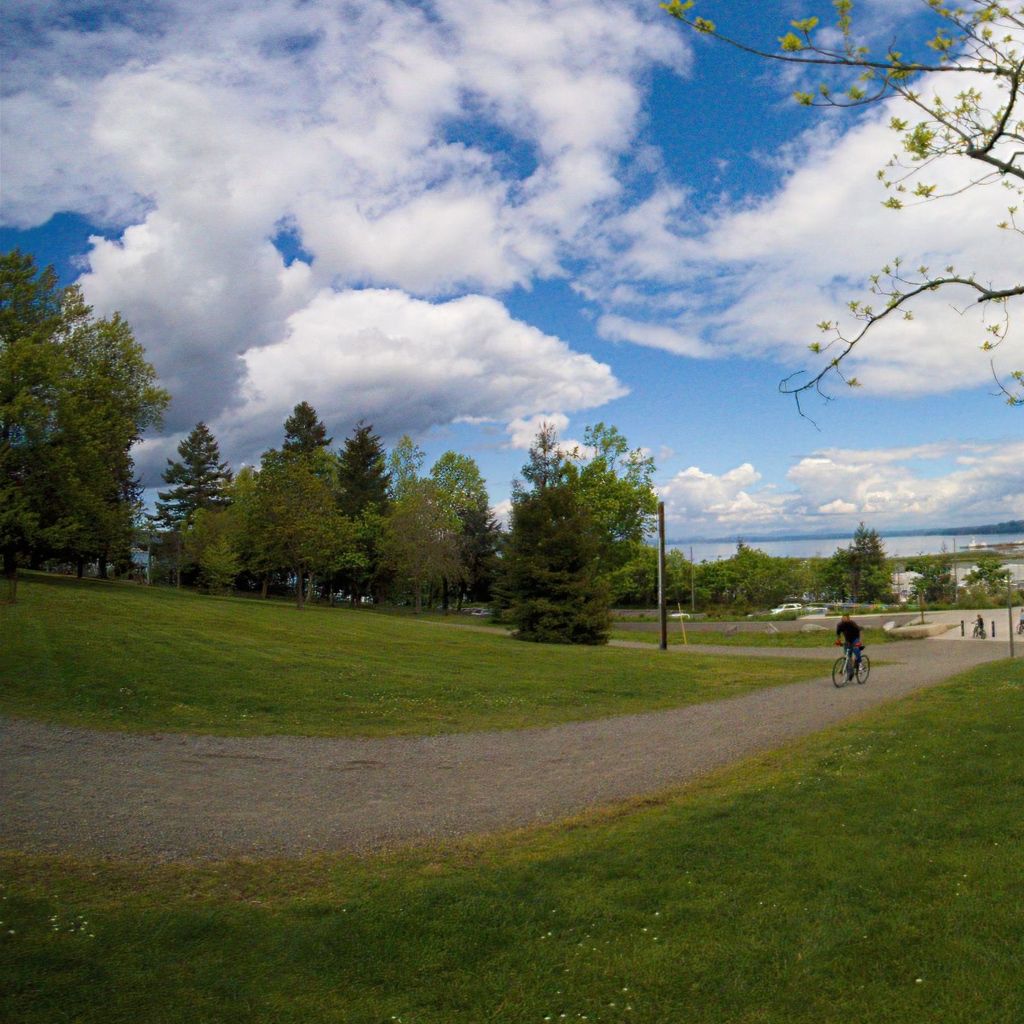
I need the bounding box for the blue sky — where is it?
[2,0,1021,538]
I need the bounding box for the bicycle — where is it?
[832,643,870,687]
[1017,619,1023,636]
[972,621,987,639]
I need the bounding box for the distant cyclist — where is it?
[835,613,864,666]
[1017,607,1023,635]
[973,614,986,639]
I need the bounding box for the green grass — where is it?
[2,658,1021,1023]
[0,574,827,737]
[612,626,897,648]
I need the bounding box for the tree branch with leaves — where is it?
[663,0,1023,408]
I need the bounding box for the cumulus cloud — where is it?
[660,440,1024,536]
[504,413,571,450]
[2,0,686,444]
[585,63,1023,397]
[211,290,625,465]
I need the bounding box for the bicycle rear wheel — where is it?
[856,655,870,684]
[832,656,847,687]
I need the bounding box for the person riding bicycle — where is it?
[974,613,986,639]
[835,613,864,665]
[1018,607,1023,635]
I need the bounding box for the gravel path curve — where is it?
[0,637,1009,861]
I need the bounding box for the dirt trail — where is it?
[0,638,1009,860]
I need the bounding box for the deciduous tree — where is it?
[1,250,167,597]
[382,479,461,613]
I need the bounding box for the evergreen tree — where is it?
[847,523,891,603]
[155,422,233,529]
[337,421,390,517]
[503,478,609,645]
[283,401,332,455]
[335,422,391,605]
[519,422,565,492]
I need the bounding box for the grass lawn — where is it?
[612,626,897,648]
[0,574,827,737]
[2,658,1021,1023]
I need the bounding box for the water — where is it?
[674,532,1024,562]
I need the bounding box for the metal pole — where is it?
[690,545,695,614]
[1008,577,1015,659]
[658,502,667,651]
[952,537,958,603]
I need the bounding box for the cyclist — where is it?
[1017,607,1023,635]
[835,613,864,667]
[973,613,986,639]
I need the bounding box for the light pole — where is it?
[658,502,667,651]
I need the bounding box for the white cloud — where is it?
[210,289,624,467]
[503,413,595,460]
[659,441,1024,536]
[2,0,686,441]
[597,314,713,358]
[505,413,571,450]
[587,63,1023,398]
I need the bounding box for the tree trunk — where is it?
[414,578,422,614]
[2,547,17,604]
[98,554,108,580]
[76,558,85,579]
[295,569,305,610]
[441,576,449,614]
[260,575,269,599]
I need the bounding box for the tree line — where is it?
[1,249,658,642]
[5,250,1015,636]
[152,408,502,614]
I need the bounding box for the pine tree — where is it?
[155,422,233,528]
[334,422,391,605]
[847,523,891,603]
[337,421,390,517]
[503,479,609,644]
[283,401,332,455]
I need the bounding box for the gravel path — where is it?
[0,636,1010,861]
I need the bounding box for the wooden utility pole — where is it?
[658,502,667,651]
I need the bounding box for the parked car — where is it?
[768,603,804,616]
[466,607,492,617]
[669,611,690,619]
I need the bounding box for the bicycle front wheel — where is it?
[832,656,847,687]
[856,655,870,684]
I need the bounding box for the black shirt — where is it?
[836,620,861,644]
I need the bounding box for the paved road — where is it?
[0,637,1011,861]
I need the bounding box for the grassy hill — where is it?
[0,574,828,737]
[2,657,1021,1023]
